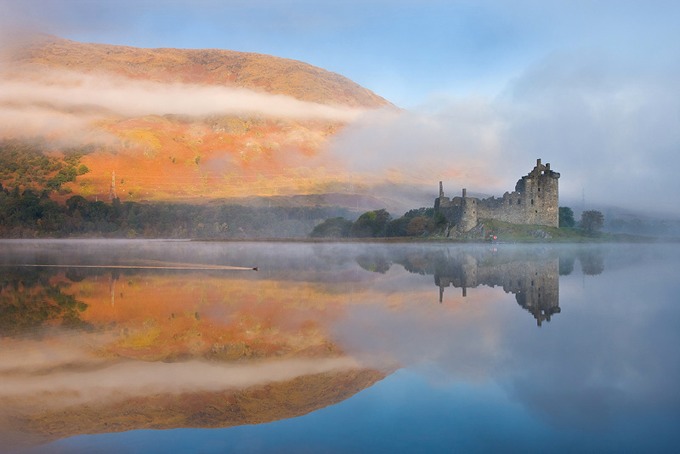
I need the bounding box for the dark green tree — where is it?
[580,210,604,233]
[386,207,442,237]
[310,217,353,238]
[559,206,575,228]
[350,209,392,238]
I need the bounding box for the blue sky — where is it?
[2,0,680,214]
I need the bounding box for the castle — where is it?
[435,158,560,232]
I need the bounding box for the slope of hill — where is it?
[0,35,393,205]
[5,35,389,108]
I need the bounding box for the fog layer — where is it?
[330,53,680,215]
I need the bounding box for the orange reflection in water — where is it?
[0,269,396,447]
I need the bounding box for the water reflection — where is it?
[0,240,678,453]
[351,245,608,326]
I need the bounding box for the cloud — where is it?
[501,52,680,214]
[0,70,364,123]
[0,355,360,408]
[328,51,680,216]
[0,103,116,145]
[328,101,506,190]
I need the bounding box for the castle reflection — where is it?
[375,246,605,327]
[432,250,560,326]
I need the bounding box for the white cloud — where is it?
[0,103,115,144]
[0,355,360,408]
[328,52,680,216]
[0,70,365,123]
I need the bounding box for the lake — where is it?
[1,240,679,453]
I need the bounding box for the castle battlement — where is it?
[435,159,560,232]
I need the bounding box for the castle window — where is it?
[538,187,541,192]
[517,200,521,205]
[531,199,534,205]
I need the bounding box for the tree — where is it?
[559,206,575,228]
[386,216,410,237]
[350,209,392,238]
[310,217,353,238]
[386,207,442,237]
[405,216,430,236]
[579,210,604,233]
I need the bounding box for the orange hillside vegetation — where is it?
[0,35,393,202]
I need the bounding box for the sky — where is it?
[1,0,679,215]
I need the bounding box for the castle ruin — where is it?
[435,159,560,232]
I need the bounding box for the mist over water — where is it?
[1,240,679,452]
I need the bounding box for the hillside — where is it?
[4,35,389,108]
[0,35,393,204]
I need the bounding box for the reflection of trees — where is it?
[578,251,605,276]
[0,268,89,336]
[356,253,392,274]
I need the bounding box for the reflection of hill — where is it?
[2,367,383,446]
[0,241,394,448]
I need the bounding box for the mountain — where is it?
[0,35,393,206]
[5,34,388,108]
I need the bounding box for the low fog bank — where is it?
[0,69,363,142]
[0,355,360,408]
[329,52,680,218]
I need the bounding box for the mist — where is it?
[0,69,363,124]
[0,352,360,408]
[329,51,680,216]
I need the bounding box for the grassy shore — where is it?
[433,219,660,243]
[195,220,665,243]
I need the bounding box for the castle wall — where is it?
[435,159,560,231]
[436,192,478,232]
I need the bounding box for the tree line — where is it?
[559,207,604,233]
[310,207,448,238]
[0,185,352,238]
[311,206,604,239]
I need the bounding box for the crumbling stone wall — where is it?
[435,159,560,232]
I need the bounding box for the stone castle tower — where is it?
[435,159,560,232]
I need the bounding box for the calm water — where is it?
[1,240,679,453]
